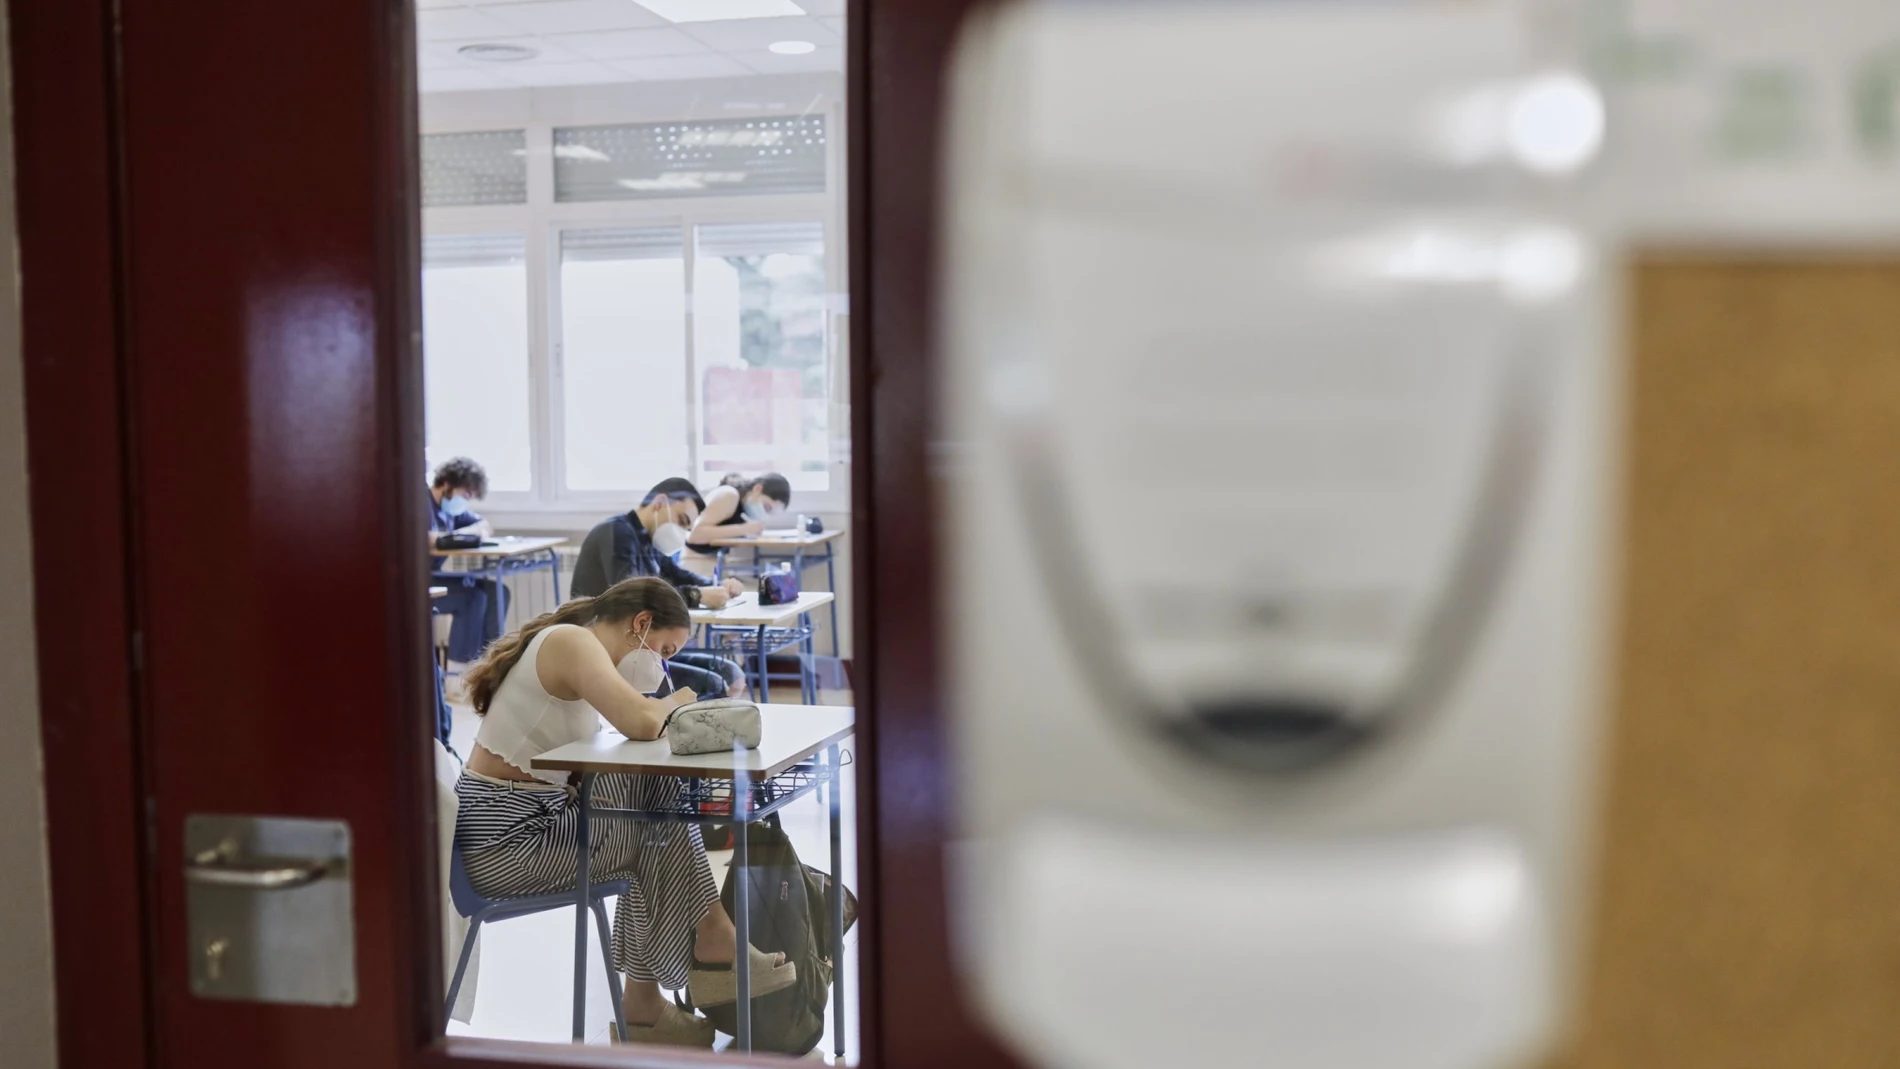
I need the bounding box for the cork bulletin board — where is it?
[1549,258,1900,1068]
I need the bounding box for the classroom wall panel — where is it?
[1550,257,1900,1069]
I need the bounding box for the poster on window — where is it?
[701,366,803,474]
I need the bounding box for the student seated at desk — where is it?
[570,477,749,700]
[456,578,795,1047]
[429,457,502,667]
[683,472,792,565]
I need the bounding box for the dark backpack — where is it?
[693,821,858,1054]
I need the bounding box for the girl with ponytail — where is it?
[453,577,796,1047]
[684,471,793,558]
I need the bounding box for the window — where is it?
[421,130,528,207]
[420,106,844,509]
[557,228,688,492]
[421,233,531,492]
[694,222,830,491]
[554,117,828,202]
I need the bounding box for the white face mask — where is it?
[653,522,690,556]
[616,623,669,694]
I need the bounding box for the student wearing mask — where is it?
[684,473,793,563]
[570,478,749,700]
[429,457,503,666]
[455,578,795,1046]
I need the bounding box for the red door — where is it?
[11,0,1026,1067]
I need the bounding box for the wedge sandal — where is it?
[616,1001,716,1048]
[687,945,797,1007]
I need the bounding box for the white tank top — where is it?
[473,624,601,785]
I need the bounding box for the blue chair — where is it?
[445,849,632,1040]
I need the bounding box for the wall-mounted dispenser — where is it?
[941,3,1619,1068]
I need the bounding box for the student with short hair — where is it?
[429,457,503,665]
[455,578,795,1046]
[569,478,749,699]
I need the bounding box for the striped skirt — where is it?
[454,769,720,988]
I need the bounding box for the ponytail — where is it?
[463,577,691,716]
[464,599,599,716]
[717,471,792,507]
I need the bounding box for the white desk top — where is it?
[706,528,845,549]
[433,535,567,558]
[429,585,449,599]
[690,591,834,627]
[531,704,855,780]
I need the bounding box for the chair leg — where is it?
[590,897,627,1042]
[444,916,485,1027]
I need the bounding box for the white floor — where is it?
[442,692,861,1063]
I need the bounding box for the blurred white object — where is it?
[942,2,1617,1069]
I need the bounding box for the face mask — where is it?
[616,623,669,695]
[653,522,690,556]
[444,494,471,518]
[742,502,768,522]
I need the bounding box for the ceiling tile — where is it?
[421,36,587,67]
[419,67,519,92]
[610,53,754,81]
[544,27,710,60]
[797,0,843,15]
[417,7,525,41]
[630,0,807,20]
[735,44,843,74]
[418,46,467,71]
[482,0,667,35]
[819,16,844,37]
[677,14,839,52]
[496,60,636,87]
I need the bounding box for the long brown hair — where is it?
[464,576,690,716]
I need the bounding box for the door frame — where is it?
[8,0,153,1067]
[8,0,1025,1065]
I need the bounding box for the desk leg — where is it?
[734,778,753,1053]
[549,548,563,606]
[755,623,770,703]
[572,773,595,1043]
[824,547,840,657]
[800,612,815,705]
[828,743,846,1060]
[489,560,508,640]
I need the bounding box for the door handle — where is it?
[185,816,356,1005]
[186,855,332,890]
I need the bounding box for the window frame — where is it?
[421,103,851,520]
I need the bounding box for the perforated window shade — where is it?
[422,130,528,207]
[553,117,827,202]
[423,233,526,269]
[559,227,685,263]
[695,221,824,258]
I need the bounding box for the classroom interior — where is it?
[414,0,858,1056]
[11,4,1900,1069]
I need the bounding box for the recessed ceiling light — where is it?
[458,42,539,63]
[769,40,817,55]
[631,0,805,23]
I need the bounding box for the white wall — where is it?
[0,3,59,1066]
